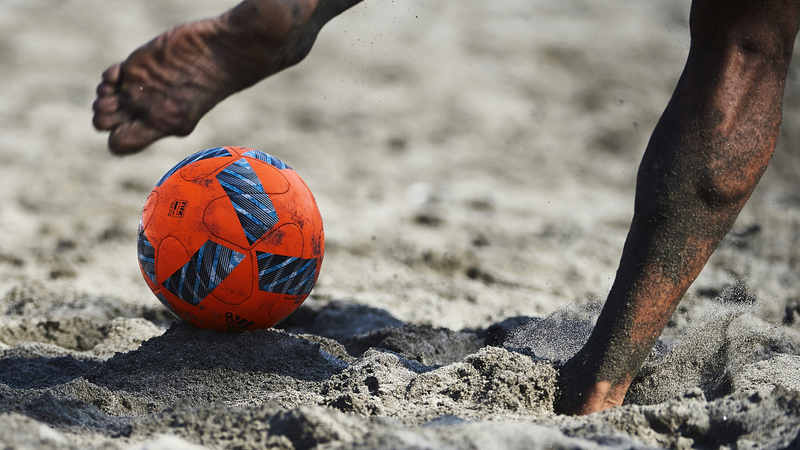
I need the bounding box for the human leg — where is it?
[557,0,800,415]
[92,0,363,155]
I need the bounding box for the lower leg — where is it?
[93,0,363,154]
[557,0,800,415]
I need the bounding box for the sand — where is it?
[2,0,800,448]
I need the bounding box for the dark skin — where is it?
[92,0,800,415]
[557,0,800,414]
[93,0,360,154]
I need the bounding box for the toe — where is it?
[92,96,126,131]
[93,110,127,131]
[102,64,122,84]
[96,82,116,97]
[108,119,167,155]
[92,95,119,113]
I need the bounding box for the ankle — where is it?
[690,2,800,61]
[222,0,311,43]
[204,0,322,87]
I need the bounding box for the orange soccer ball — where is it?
[137,146,324,331]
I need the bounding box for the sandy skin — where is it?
[557,0,800,414]
[92,0,342,154]
[92,0,800,415]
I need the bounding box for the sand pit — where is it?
[2,0,800,448]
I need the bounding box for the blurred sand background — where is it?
[1,0,800,448]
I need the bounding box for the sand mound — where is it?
[1,299,800,449]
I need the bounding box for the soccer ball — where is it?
[137,146,324,331]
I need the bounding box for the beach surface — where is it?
[2,0,800,448]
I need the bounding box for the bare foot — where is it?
[93,0,323,155]
[555,352,634,415]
